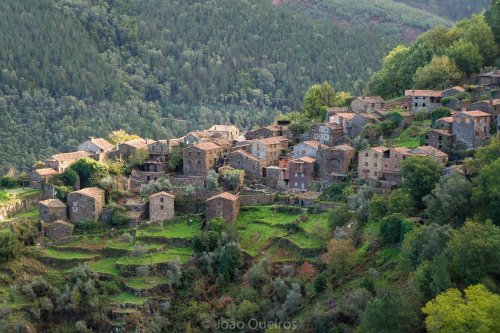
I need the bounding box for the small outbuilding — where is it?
[149,192,175,223]
[205,192,240,223]
[39,199,67,223]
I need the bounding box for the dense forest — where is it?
[0,0,490,174]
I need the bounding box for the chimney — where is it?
[461,108,467,113]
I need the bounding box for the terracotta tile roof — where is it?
[298,191,323,200]
[232,149,262,161]
[149,191,174,198]
[320,122,342,130]
[47,151,91,162]
[258,136,288,145]
[462,110,491,117]
[125,198,146,206]
[411,146,448,158]
[437,117,453,123]
[335,112,356,120]
[370,146,389,153]
[492,99,500,106]
[405,90,443,97]
[301,141,326,149]
[71,187,104,198]
[355,96,385,103]
[89,138,114,151]
[430,129,453,136]
[297,156,316,163]
[443,86,465,92]
[193,141,222,151]
[209,124,239,132]
[207,192,239,202]
[122,138,149,149]
[334,144,355,151]
[34,168,59,176]
[392,147,411,155]
[39,199,66,208]
[327,107,350,115]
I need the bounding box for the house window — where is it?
[374,162,378,167]
[365,162,368,167]
[415,103,418,107]
[465,117,470,124]
[365,152,369,157]
[160,205,164,210]
[160,198,164,202]
[423,103,426,107]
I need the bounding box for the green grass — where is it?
[109,292,148,305]
[301,213,330,233]
[238,206,303,226]
[285,232,323,249]
[42,248,98,260]
[0,190,12,203]
[264,244,302,263]
[237,222,287,257]
[125,276,168,290]
[89,257,120,275]
[12,209,39,220]
[115,247,192,266]
[391,120,432,148]
[136,220,201,239]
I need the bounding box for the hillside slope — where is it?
[0,0,487,173]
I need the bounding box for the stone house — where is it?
[442,86,465,98]
[405,90,443,113]
[183,141,224,177]
[358,146,390,183]
[292,141,327,159]
[29,168,59,189]
[229,149,266,181]
[410,146,449,165]
[43,220,74,242]
[435,117,453,132]
[248,136,288,166]
[351,113,381,138]
[316,144,356,180]
[265,166,286,190]
[423,129,454,151]
[205,192,240,223]
[149,192,175,223]
[117,138,150,160]
[351,96,385,113]
[288,157,316,191]
[468,99,500,125]
[476,69,500,89]
[148,140,170,162]
[329,112,356,137]
[208,125,240,141]
[124,197,148,220]
[45,151,91,173]
[78,137,115,154]
[245,125,291,140]
[39,199,67,223]
[452,110,491,149]
[297,191,322,208]
[305,123,343,147]
[67,187,105,223]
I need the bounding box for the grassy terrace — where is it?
[238,206,303,225]
[237,221,287,256]
[115,247,192,266]
[89,257,120,276]
[125,276,168,290]
[109,292,148,305]
[390,120,432,148]
[136,220,201,239]
[0,188,41,205]
[41,248,99,260]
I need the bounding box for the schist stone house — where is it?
[78,137,115,154]
[229,149,266,181]
[46,151,91,173]
[452,110,491,149]
[468,99,500,124]
[266,166,286,189]
[316,144,356,180]
[117,138,149,160]
[39,199,67,223]
[423,129,454,150]
[208,125,240,141]
[67,187,105,223]
[183,142,224,176]
[305,123,343,146]
[29,168,59,189]
[149,192,174,223]
[248,136,288,166]
[288,157,316,191]
[477,69,500,89]
[435,117,453,131]
[329,112,356,137]
[148,140,170,162]
[358,146,448,185]
[351,96,385,113]
[245,125,291,140]
[292,141,327,159]
[405,90,443,113]
[205,192,240,223]
[442,86,465,98]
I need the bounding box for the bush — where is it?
[328,204,353,229]
[379,214,413,244]
[313,273,328,293]
[272,205,303,215]
[0,232,21,262]
[74,219,102,234]
[0,177,20,189]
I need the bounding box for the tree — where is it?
[167,146,184,172]
[472,158,500,223]
[379,214,413,244]
[360,290,421,333]
[445,39,483,75]
[347,184,375,223]
[447,221,500,284]
[413,56,463,90]
[0,231,20,262]
[107,130,140,145]
[220,169,244,191]
[321,239,357,276]
[303,82,335,119]
[205,170,219,191]
[218,241,243,283]
[328,203,353,229]
[423,173,472,226]
[413,254,452,301]
[69,157,109,188]
[422,284,500,333]
[401,156,442,207]
[453,14,498,65]
[486,0,500,46]
[464,136,500,174]
[128,148,149,167]
[431,107,451,126]
[400,223,453,272]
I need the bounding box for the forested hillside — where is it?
[394,0,490,21]
[0,0,489,174]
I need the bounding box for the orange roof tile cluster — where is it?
[258,136,288,145]
[437,117,453,123]
[207,192,239,201]
[47,151,91,162]
[193,142,222,151]
[149,191,174,198]
[39,199,66,208]
[89,138,114,151]
[71,187,104,198]
[122,138,149,149]
[411,146,448,158]
[301,141,326,148]
[462,110,491,117]
[34,168,59,176]
[405,90,443,97]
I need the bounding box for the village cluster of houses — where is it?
[27,69,500,242]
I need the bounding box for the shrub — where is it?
[328,203,353,229]
[313,272,328,293]
[0,177,20,189]
[0,232,20,262]
[272,205,303,215]
[379,214,413,244]
[73,219,102,234]
[121,233,134,243]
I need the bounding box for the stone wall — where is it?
[239,192,276,206]
[0,191,42,221]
